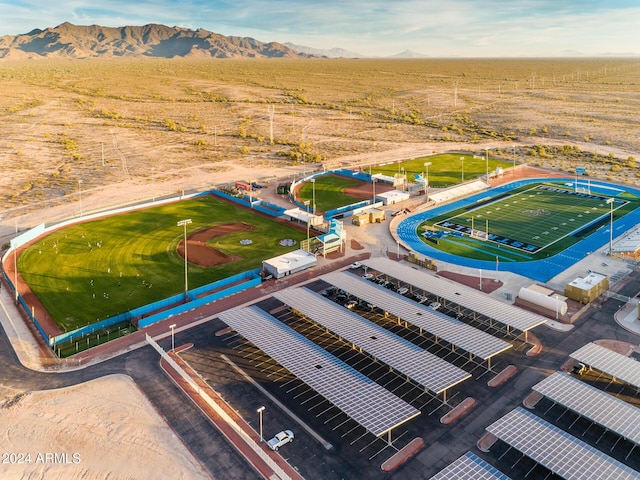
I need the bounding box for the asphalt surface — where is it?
[1,266,639,479]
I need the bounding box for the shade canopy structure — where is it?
[429,451,511,480]
[533,371,640,446]
[322,270,512,362]
[274,287,471,395]
[362,257,547,333]
[486,407,640,480]
[218,306,420,437]
[571,342,640,390]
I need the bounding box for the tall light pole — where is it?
[555,295,559,320]
[257,406,265,443]
[606,198,614,255]
[479,269,482,291]
[311,178,316,214]
[372,177,377,203]
[304,200,310,247]
[78,179,83,216]
[424,162,432,202]
[460,157,464,183]
[512,145,516,176]
[169,323,176,351]
[485,148,489,183]
[177,219,192,301]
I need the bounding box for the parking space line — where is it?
[220,353,333,451]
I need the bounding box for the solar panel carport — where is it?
[218,306,420,438]
[273,287,471,397]
[533,371,640,457]
[571,342,640,391]
[429,451,511,480]
[486,407,640,480]
[321,271,512,369]
[362,257,547,337]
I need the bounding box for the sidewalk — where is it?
[615,299,640,335]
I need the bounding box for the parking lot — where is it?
[161,257,640,479]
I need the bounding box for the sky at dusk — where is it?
[1,0,639,57]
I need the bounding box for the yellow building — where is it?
[564,272,609,304]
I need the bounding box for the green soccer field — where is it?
[369,153,514,187]
[434,184,626,254]
[18,195,305,331]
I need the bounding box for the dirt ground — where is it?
[177,222,255,267]
[1,58,639,480]
[0,375,209,480]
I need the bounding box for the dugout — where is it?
[564,272,609,304]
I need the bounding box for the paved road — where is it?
[0,319,261,480]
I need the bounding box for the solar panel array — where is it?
[486,407,640,480]
[273,287,471,394]
[321,270,512,360]
[362,257,547,332]
[571,342,640,390]
[429,452,511,480]
[217,306,420,437]
[533,371,640,445]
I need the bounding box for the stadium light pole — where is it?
[177,219,192,301]
[257,406,266,443]
[311,178,316,214]
[479,269,482,291]
[424,162,432,202]
[606,198,614,255]
[485,148,489,183]
[372,177,377,203]
[304,200,310,247]
[169,323,176,351]
[460,157,464,183]
[555,295,559,320]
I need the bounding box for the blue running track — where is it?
[396,178,640,282]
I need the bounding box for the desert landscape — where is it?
[1,54,639,480]
[1,57,639,237]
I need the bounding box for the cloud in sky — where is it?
[1,0,639,57]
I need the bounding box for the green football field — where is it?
[418,184,637,262]
[433,184,625,254]
[18,195,305,331]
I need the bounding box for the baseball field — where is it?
[18,195,305,332]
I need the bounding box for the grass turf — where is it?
[419,182,639,261]
[297,175,369,212]
[18,195,305,331]
[368,153,514,187]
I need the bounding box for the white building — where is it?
[262,249,317,279]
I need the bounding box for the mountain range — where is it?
[0,22,311,60]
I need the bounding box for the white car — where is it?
[267,430,294,451]
[397,287,409,296]
[429,302,441,310]
[350,262,362,269]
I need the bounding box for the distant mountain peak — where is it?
[0,22,311,60]
[391,49,428,59]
